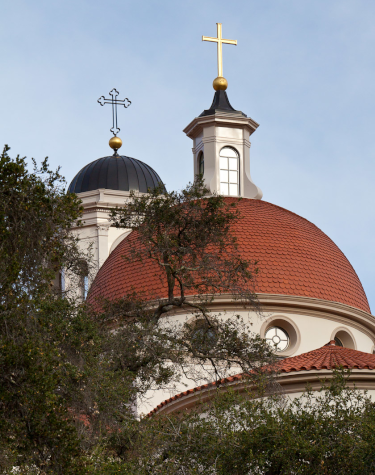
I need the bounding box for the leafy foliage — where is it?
[133,371,375,474]
[0,145,84,296]
[0,146,91,473]
[106,178,273,386]
[110,177,258,307]
[0,151,272,473]
[3,148,373,474]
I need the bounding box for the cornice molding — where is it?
[75,188,132,200]
[257,294,375,337]
[166,293,375,341]
[183,113,259,139]
[201,136,251,147]
[70,216,112,230]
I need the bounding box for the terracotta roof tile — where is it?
[88,198,370,314]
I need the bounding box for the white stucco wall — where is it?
[139,303,375,415]
[64,189,133,296]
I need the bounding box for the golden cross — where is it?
[202,23,237,78]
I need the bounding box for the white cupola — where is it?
[183,89,262,200]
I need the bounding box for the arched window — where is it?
[219,147,239,196]
[59,269,65,294]
[334,336,343,347]
[53,269,65,296]
[198,152,204,176]
[83,275,89,300]
[78,259,89,300]
[332,329,356,349]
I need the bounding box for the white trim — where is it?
[260,314,301,357]
[330,326,357,350]
[109,230,131,254]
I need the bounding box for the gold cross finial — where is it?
[203,23,237,91]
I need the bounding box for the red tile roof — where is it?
[148,342,375,415]
[88,198,370,313]
[277,341,375,372]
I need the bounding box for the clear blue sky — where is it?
[1,0,374,311]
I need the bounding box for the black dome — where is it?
[68,155,165,194]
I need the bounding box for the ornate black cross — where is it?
[97,88,131,136]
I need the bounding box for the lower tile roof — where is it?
[148,341,375,416]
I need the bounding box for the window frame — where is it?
[265,326,290,352]
[198,151,204,176]
[219,146,240,196]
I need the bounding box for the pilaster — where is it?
[97,223,111,268]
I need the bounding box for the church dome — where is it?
[68,155,165,194]
[87,198,370,314]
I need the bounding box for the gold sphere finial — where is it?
[213,76,228,91]
[109,136,122,152]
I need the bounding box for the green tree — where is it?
[0,148,273,473]
[0,145,91,473]
[2,146,375,474]
[105,178,274,392]
[82,178,275,462]
[135,371,375,474]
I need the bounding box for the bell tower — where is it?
[183,23,262,200]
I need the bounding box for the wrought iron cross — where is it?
[97,88,131,136]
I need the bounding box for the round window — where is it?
[265,326,290,352]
